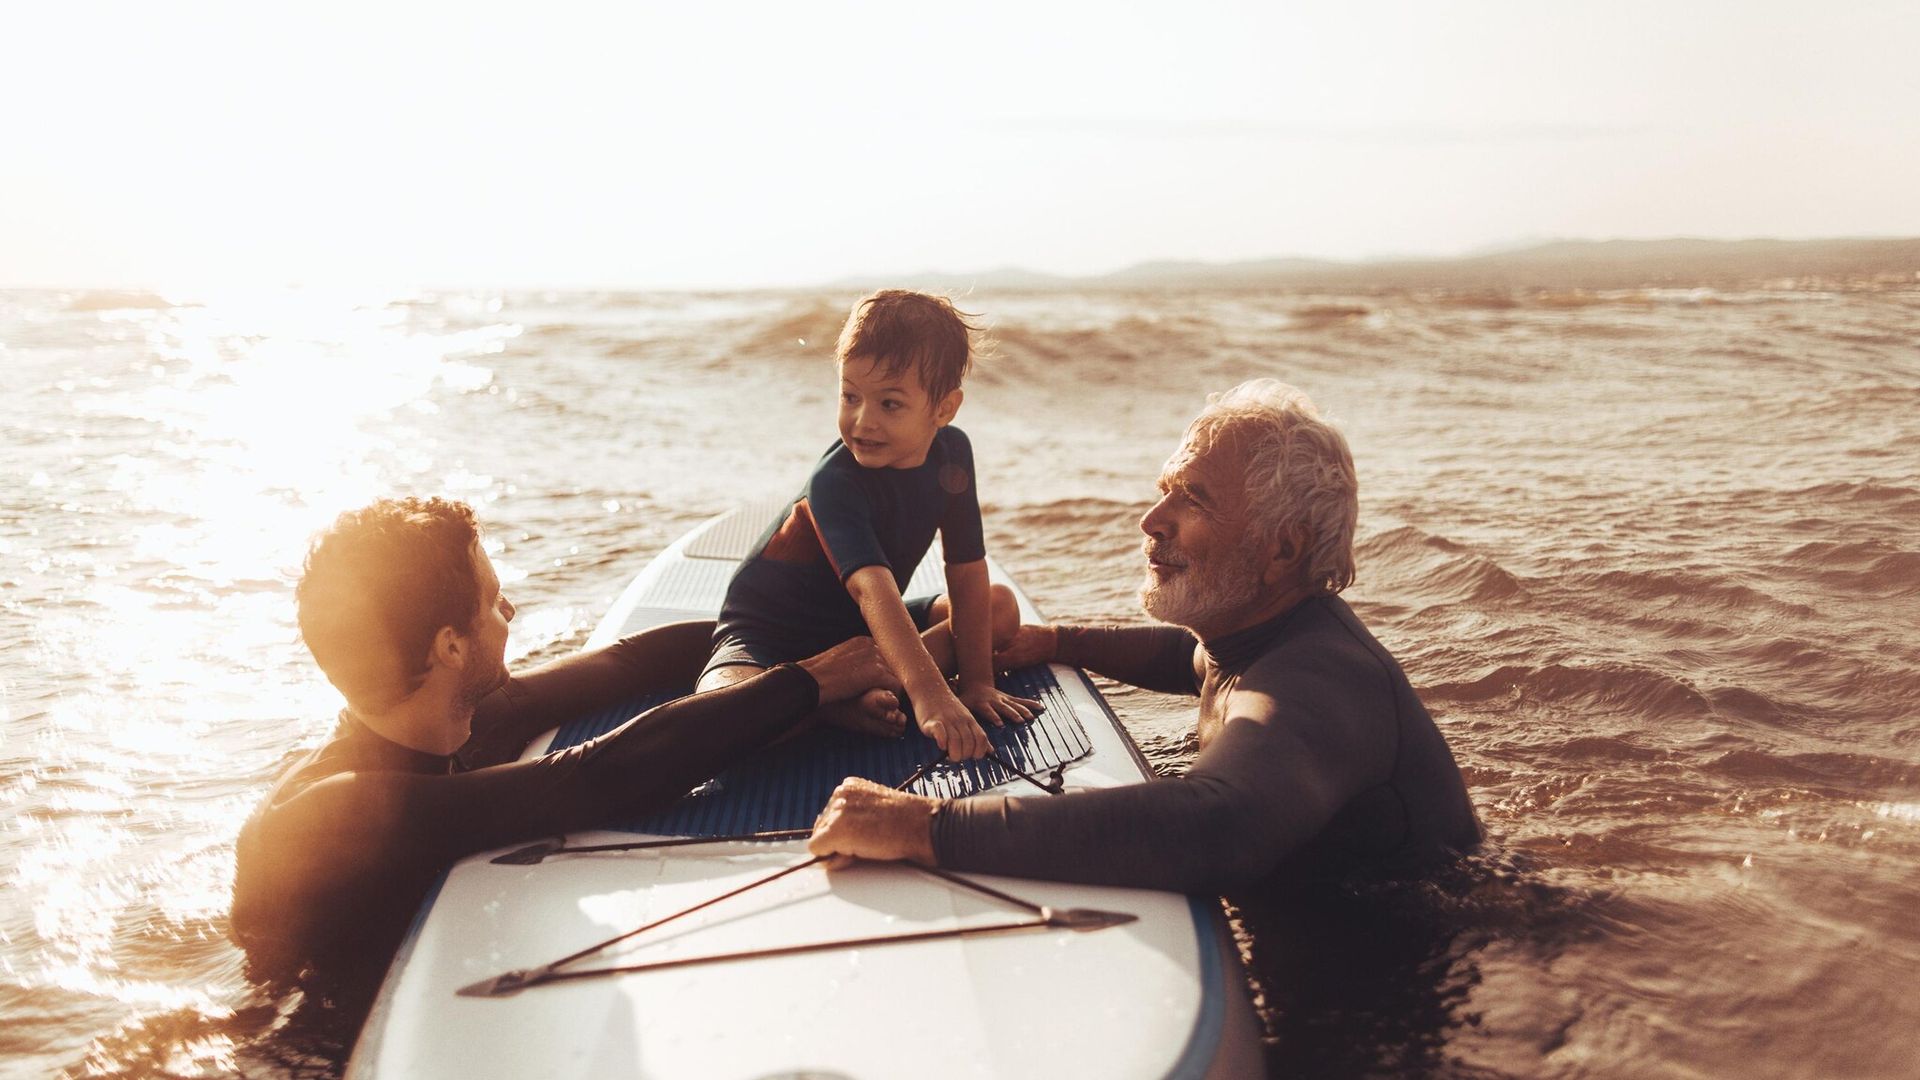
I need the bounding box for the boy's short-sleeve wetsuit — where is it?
[707,426,985,674]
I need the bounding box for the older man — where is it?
[231,497,898,978]
[809,380,1480,890]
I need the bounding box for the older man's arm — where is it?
[997,623,1201,696]
[811,670,1389,893]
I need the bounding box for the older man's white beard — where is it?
[1138,545,1263,632]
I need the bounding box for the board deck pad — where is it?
[546,665,1091,836]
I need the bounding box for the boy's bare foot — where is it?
[815,687,908,738]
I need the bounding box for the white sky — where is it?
[3,0,1916,289]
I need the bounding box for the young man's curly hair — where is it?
[296,497,481,706]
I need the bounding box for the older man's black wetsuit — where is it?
[931,595,1480,891]
[230,625,818,977]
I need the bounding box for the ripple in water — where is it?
[3,283,1917,1077]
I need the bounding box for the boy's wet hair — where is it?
[835,290,979,403]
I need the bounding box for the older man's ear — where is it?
[1262,527,1309,589]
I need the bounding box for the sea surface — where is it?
[2,283,1916,1078]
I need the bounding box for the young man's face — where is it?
[459,540,515,705]
[837,355,959,469]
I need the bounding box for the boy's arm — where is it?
[945,558,996,693]
[945,558,1038,725]
[844,565,990,760]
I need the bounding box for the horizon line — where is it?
[5,233,1917,296]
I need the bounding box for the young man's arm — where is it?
[233,660,828,970]
[458,619,715,768]
[996,622,1202,696]
[845,565,990,760]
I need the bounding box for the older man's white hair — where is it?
[1190,379,1358,594]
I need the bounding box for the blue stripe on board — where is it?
[345,868,450,1080]
[546,666,1091,836]
[1164,896,1230,1080]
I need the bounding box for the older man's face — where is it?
[1137,425,1265,634]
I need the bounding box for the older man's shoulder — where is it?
[1249,595,1406,690]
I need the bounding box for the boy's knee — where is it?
[696,663,761,694]
[989,584,1019,646]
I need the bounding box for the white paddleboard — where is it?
[349,503,1261,1079]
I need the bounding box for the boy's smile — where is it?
[837,355,961,469]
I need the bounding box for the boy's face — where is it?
[837,354,961,469]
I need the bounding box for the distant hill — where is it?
[822,264,1074,293]
[826,238,1920,292]
[1095,256,1344,286]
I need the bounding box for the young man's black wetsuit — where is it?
[229,623,819,978]
[705,426,983,676]
[931,595,1481,891]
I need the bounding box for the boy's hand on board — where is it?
[957,682,1041,727]
[913,688,991,760]
[992,623,1058,672]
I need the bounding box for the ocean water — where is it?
[2,284,1916,1078]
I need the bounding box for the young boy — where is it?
[696,290,1038,761]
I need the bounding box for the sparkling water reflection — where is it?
[2,283,1916,1078]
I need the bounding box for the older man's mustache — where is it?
[1142,541,1187,569]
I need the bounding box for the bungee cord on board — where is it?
[459,749,1112,998]
[491,748,1061,866]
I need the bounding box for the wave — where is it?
[729,299,849,359]
[1285,304,1372,328]
[997,495,1140,528]
[1426,292,1520,310]
[1414,289,1686,312]
[1422,660,1713,720]
[1777,539,1920,595]
[1701,748,1917,790]
[1544,320,1662,340]
[985,309,1225,374]
[1573,567,1812,616]
[520,320,589,340]
[1357,526,1525,604]
[65,290,179,312]
[1788,478,1920,505]
[1822,328,1916,348]
[1754,480,1920,535]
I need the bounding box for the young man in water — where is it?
[810,380,1482,889]
[695,290,1038,761]
[229,497,898,977]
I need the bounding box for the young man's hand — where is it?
[992,623,1059,672]
[956,681,1041,727]
[797,636,904,703]
[912,687,991,760]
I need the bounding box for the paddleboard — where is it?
[348,502,1262,1078]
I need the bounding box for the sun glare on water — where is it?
[4,285,532,1072]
